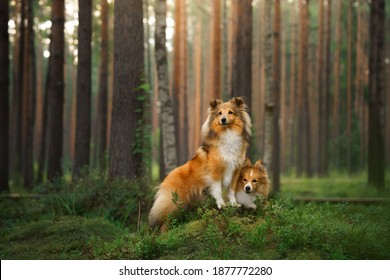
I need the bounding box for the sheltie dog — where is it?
[235,159,270,209]
[148,97,252,229]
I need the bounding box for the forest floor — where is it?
[1,171,390,260]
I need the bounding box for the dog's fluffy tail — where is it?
[148,188,177,229]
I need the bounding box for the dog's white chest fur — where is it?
[219,129,244,187]
[236,190,256,207]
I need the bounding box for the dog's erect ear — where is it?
[210,99,223,109]
[254,160,265,172]
[230,97,245,107]
[242,158,252,168]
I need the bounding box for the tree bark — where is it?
[368,0,385,189]
[210,0,221,99]
[346,0,352,173]
[263,0,273,170]
[96,0,109,169]
[173,0,189,165]
[332,0,342,169]
[155,0,178,176]
[272,0,281,192]
[73,0,92,179]
[317,0,325,176]
[0,0,9,191]
[47,0,65,180]
[233,0,252,111]
[109,0,144,179]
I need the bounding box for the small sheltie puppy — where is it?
[235,159,270,209]
[148,97,252,229]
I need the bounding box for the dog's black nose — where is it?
[221,117,227,124]
[245,185,251,192]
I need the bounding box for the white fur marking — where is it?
[218,130,244,188]
[236,190,257,208]
[228,188,237,206]
[209,180,225,209]
[250,170,253,178]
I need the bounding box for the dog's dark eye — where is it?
[228,111,234,115]
[243,178,247,182]
[218,111,222,115]
[252,179,258,183]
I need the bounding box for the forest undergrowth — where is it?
[1,170,389,260]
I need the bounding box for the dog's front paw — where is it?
[249,204,257,209]
[217,200,226,209]
[228,201,242,208]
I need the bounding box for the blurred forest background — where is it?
[0,0,389,192]
[1,0,390,260]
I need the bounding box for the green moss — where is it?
[1,216,122,259]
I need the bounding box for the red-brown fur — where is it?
[148,97,252,229]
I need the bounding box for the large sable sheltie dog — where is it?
[235,159,270,209]
[148,97,252,229]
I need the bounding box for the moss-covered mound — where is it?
[0,216,123,259]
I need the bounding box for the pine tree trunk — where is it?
[22,0,36,188]
[297,0,311,177]
[210,0,221,99]
[288,3,297,170]
[0,0,9,191]
[332,0,342,169]
[73,0,92,179]
[317,0,325,176]
[173,0,188,165]
[193,2,202,151]
[346,0,352,173]
[47,0,65,180]
[234,0,252,110]
[109,0,144,179]
[155,0,178,175]
[272,0,281,192]
[263,0,273,169]
[322,0,331,176]
[96,0,109,169]
[368,0,385,189]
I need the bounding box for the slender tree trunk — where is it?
[263,0,273,169]
[272,0,281,192]
[193,2,202,151]
[210,0,221,99]
[228,0,237,98]
[12,0,25,179]
[96,0,109,169]
[222,0,228,99]
[73,0,92,179]
[332,0,342,169]
[288,3,297,170]
[47,0,65,180]
[368,0,385,189]
[317,0,325,176]
[297,0,311,177]
[280,15,287,174]
[173,0,188,165]
[346,0,352,173]
[322,0,331,176]
[22,0,36,188]
[155,0,178,175]
[109,0,144,179]
[234,0,252,111]
[0,0,9,191]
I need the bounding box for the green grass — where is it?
[1,172,389,259]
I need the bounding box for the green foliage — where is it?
[2,174,390,259]
[0,216,122,259]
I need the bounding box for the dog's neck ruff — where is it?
[218,129,245,188]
